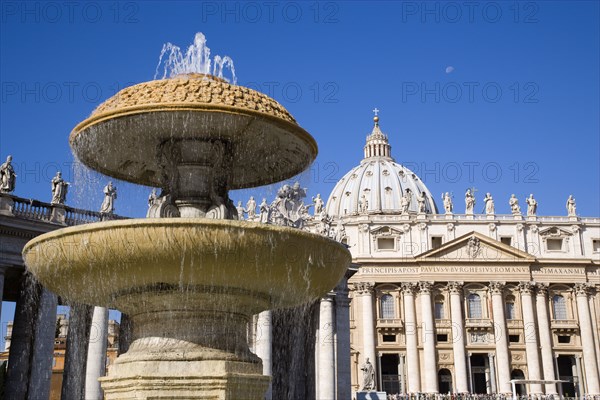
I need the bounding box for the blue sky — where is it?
[1,1,599,337]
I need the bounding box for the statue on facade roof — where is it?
[442,192,453,214]
[148,189,158,207]
[246,196,256,219]
[334,219,346,242]
[566,195,576,216]
[400,188,412,214]
[509,194,521,215]
[359,194,369,213]
[236,201,245,220]
[100,182,117,214]
[51,172,69,205]
[483,193,495,214]
[312,193,324,216]
[465,188,475,215]
[259,198,269,224]
[0,155,16,193]
[270,182,311,228]
[526,194,537,216]
[416,191,427,213]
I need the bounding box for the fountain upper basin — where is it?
[22,218,351,311]
[70,75,318,189]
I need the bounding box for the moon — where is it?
[445,66,455,74]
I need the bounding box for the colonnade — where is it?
[356,281,600,396]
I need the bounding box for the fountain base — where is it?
[101,288,271,399]
[100,340,270,399]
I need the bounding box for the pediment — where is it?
[417,231,535,262]
[370,225,403,236]
[538,226,573,238]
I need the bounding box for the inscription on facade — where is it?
[359,266,530,275]
[532,267,585,276]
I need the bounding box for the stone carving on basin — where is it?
[22,34,350,400]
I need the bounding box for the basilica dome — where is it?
[326,116,438,217]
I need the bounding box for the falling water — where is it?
[154,32,237,84]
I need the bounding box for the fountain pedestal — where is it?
[101,286,271,399]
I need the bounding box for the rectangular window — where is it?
[547,239,563,251]
[557,335,571,344]
[467,294,483,319]
[382,334,396,342]
[500,237,512,246]
[436,334,448,342]
[593,239,600,252]
[377,237,395,250]
[431,236,443,250]
[509,335,520,343]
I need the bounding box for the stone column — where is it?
[575,355,584,396]
[574,283,600,394]
[448,282,468,393]
[28,287,58,399]
[335,285,352,400]
[488,353,497,393]
[61,303,94,400]
[255,310,272,400]
[535,284,558,394]
[590,287,600,373]
[489,281,512,394]
[398,354,406,394]
[518,282,543,394]
[5,275,41,400]
[419,282,438,393]
[402,283,420,393]
[0,267,6,322]
[317,295,336,400]
[357,282,376,376]
[118,313,133,354]
[553,356,564,397]
[85,306,109,400]
[467,353,473,392]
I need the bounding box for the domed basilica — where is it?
[312,116,600,399]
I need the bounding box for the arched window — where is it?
[467,293,482,318]
[552,295,567,320]
[434,295,445,320]
[505,295,516,320]
[380,294,395,319]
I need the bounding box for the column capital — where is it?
[518,281,535,295]
[419,282,434,294]
[535,283,549,296]
[573,283,591,297]
[488,281,506,295]
[355,282,375,295]
[401,282,416,295]
[447,281,464,294]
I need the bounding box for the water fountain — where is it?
[22,34,350,399]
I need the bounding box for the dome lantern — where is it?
[363,110,392,160]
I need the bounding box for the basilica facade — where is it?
[323,116,600,398]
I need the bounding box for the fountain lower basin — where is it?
[23,218,351,399]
